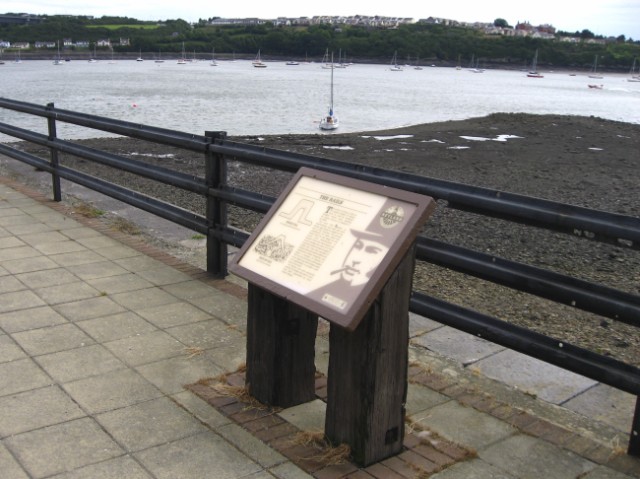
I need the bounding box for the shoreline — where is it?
[4,54,638,74]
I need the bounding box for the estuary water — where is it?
[0,58,639,141]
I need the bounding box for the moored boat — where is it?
[319,52,339,131]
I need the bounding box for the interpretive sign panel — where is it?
[229,167,436,330]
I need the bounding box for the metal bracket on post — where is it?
[204,130,228,277]
[46,102,61,202]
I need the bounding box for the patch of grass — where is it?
[184,346,204,358]
[608,436,627,458]
[205,365,270,410]
[110,217,141,235]
[191,234,206,240]
[406,416,477,460]
[291,431,351,465]
[73,202,105,218]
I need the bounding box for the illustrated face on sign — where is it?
[340,235,389,287]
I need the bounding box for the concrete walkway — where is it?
[1,177,639,479]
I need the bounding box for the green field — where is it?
[86,24,161,30]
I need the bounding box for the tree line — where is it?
[2,15,639,70]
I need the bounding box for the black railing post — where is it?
[45,102,61,201]
[205,131,228,277]
[629,396,640,456]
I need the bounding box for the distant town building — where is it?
[34,41,56,49]
[209,17,268,26]
[209,15,416,29]
[515,21,556,39]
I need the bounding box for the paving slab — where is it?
[0,358,52,396]
[411,400,517,451]
[473,349,599,404]
[62,368,164,414]
[0,305,67,333]
[563,384,636,434]
[133,432,262,479]
[5,417,124,479]
[0,443,30,479]
[413,325,506,365]
[136,354,226,395]
[96,396,208,452]
[480,434,597,479]
[430,458,518,478]
[0,385,85,436]
[48,456,154,479]
[35,344,126,382]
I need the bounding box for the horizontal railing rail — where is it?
[211,139,640,249]
[0,98,637,454]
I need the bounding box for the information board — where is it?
[229,167,436,330]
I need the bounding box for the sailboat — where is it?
[177,43,188,64]
[589,55,603,79]
[88,44,98,63]
[253,49,267,68]
[527,49,543,78]
[154,50,164,63]
[210,48,218,66]
[468,54,484,73]
[414,55,423,70]
[319,52,339,131]
[321,48,333,69]
[136,49,144,61]
[53,41,63,65]
[389,51,402,71]
[14,50,22,64]
[334,49,347,68]
[627,57,640,82]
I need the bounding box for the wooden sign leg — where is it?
[246,284,318,408]
[324,247,415,466]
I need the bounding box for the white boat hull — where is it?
[319,119,339,130]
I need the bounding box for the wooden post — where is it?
[324,245,415,467]
[246,284,318,408]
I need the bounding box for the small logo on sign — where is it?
[380,206,405,229]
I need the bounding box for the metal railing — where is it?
[1,98,638,455]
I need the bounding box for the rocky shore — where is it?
[2,113,639,367]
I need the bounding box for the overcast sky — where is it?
[5,0,640,39]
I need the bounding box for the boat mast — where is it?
[329,52,334,114]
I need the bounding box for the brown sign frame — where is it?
[229,167,436,331]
